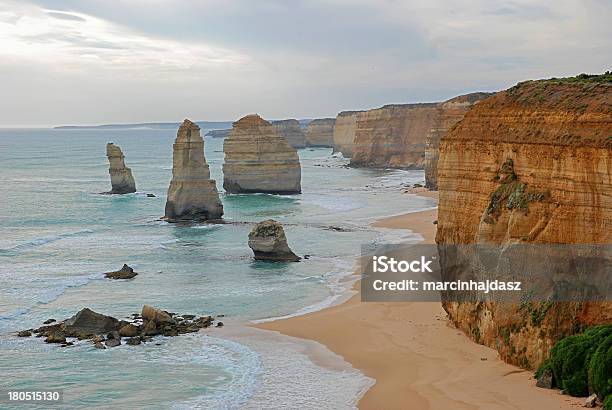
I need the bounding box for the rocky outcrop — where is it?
[248,219,300,262]
[305,118,335,147]
[164,119,224,222]
[21,306,221,348]
[272,119,306,148]
[435,77,612,369]
[424,92,491,189]
[332,111,361,157]
[351,92,490,169]
[106,143,136,194]
[104,264,138,280]
[223,114,301,194]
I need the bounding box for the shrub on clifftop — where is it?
[537,325,612,401]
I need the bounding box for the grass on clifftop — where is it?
[536,325,612,400]
[514,71,612,88]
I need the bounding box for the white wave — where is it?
[252,257,357,324]
[171,335,261,410]
[0,229,95,254]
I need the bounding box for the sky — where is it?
[0,0,609,127]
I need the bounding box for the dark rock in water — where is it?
[141,320,159,336]
[141,305,175,325]
[126,337,141,346]
[64,308,119,335]
[248,220,300,262]
[107,331,120,340]
[146,193,156,197]
[43,319,56,324]
[45,332,66,344]
[105,338,121,348]
[195,316,213,328]
[104,264,138,280]
[433,220,438,225]
[536,368,554,389]
[22,305,223,349]
[413,183,423,188]
[119,324,139,337]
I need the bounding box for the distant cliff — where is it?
[350,93,488,169]
[272,119,306,148]
[305,118,335,147]
[436,76,612,369]
[424,92,491,189]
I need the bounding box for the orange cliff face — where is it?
[349,93,489,169]
[436,79,612,369]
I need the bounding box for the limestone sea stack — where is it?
[248,220,300,262]
[106,143,136,194]
[164,119,223,222]
[436,75,612,369]
[332,111,361,157]
[272,119,306,148]
[305,118,335,147]
[223,114,301,194]
[423,92,491,189]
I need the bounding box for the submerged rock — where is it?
[106,143,136,194]
[164,119,224,222]
[248,219,300,262]
[104,264,138,280]
[223,114,301,194]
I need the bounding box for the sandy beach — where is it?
[257,192,581,409]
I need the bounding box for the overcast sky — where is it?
[0,0,609,127]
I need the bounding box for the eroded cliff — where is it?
[332,111,361,157]
[305,118,335,147]
[351,93,488,169]
[272,119,306,148]
[223,114,301,194]
[424,92,491,189]
[435,78,612,369]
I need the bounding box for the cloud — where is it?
[0,1,248,72]
[0,0,610,126]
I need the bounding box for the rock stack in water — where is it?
[272,119,306,148]
[106,143,136,194]
[223,114,301,194]
[248,220,300,262]
[164,119,223,222]
[305,118,335,147]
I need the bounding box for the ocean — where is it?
[0,128,436,409]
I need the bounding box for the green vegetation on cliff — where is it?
[537,325,612,400]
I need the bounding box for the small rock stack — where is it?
[106,143,136,194]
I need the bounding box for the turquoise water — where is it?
[0,128,435,409]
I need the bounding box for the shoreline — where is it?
[256,191,581,409]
